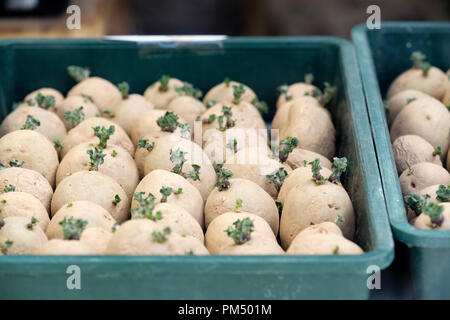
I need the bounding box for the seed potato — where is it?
[414,203,450,230]
[23,87,64,112]
[399,162,450,196]
[287,232,363,255]
[386,89,429,126]
[285,148,332,171]
[272,96,322,130]
[111,93,154,135]
[34,239,96,255]
[143,77,184,109]
[203,80,257,105]
[79,227,113,254]
[167,96,207,127]
[276,82,318,110]
[419,184,450,204]
[56,95,100,130]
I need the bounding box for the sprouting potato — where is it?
[276,81,319,110]
[272,96,322,130]
[56,95,100,130]
[398,162,450,196]
[386,89,429,127]
[79,227,113,254]
[167,96,206,127]
[203,79,257,106]
[23,87,64,112]
[111,93,154,135]
[419,184,450,204]
[285,148,332,171]
[143,76,184,109]
[414,203,450,231]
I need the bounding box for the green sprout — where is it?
[411,51,426,69]
[421,62,431,76]
[214,164,233,191]
[279,136,299,163]
[304,73,314,84]
[175,81,203,99]
[54,139,63,151]
[203,114,216,124]
[1,240,13,255]
[157,111,180,132]
[59,217,88,240]
[160,186,173,203]
[266,168,288,192]
[407,167,414,176]
[93,125,115,149]
[318,82,336,106]
[225,217,254,245]
[9,160,24,168]
[21,115,40,130]
[174,188,183,195]
[131,192,163,221]
[152,227,171,243]
[223,77,231,87]
[423,202,444,228]
[205,100,216,108]
[406,97,417,104]
[111,150,118,157]
[34,93,55,110]
[112,194,121,206]
[334,215,345,224]
[217,105,235,131]
[404,193,430,215]
[436,185,450,202]
[433,146,443,156]
[185,164,201,181]
[170,148,187,175]
[117,81,129,99]
[111,223,120,233]
[86,147,106,171]
[25,99,35,106]
[235,198,243,212]
[178,123,191,139]
[275,200,283,215]
[226,138,238,153]
[158,75,171,92]
[138,139,155,152]
[277,84,291,101]
[333,246,340,255]
[3,185,15,193]
[232,84,245,104]
[81,94,94,103]
[103,109,115,118]
[309,158,326,185]
[67,65,90,82]
[250,97,268,115]
[64,107,85,127]
[328,157,348,184]
[26,217,39,230]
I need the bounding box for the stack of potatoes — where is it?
[386,51,450,230]
[0,66,362,256]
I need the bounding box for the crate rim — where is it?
[352,21,450,249]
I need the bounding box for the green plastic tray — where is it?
[0,37,394,299]
[352,22,450,299]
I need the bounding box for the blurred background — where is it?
[0,0,448,38]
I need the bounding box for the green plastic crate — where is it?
[0,37,394,299]
[352,22,450,299]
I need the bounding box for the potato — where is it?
[223,146,292,199]
[143,134,216,200]
[392,135,442,174]
[287,233,363,255]
[130,109,190,146]
[61,117,134,158]
[390,97,450,158]
[106,219,209,255]
[387,65,448,100]
[203,80,257,105]
[23,87,64,112]
[56,143,139,199]
[218,234,284,255]
[277,165,332,205]
[414,203,450,230]
[280,183,355,249]
[167,96,206,127]
[0,192,50,231]
[67,77,122,113]
[386,89,429,126]
[34,239,96,255]
[56,95,100,130]
[285,148,332,171]
[205,178,279,235]
[289,221,343,240]
[0,105,66,144]
[132,169,204,227]
[205,212,281,255]
[279,99,335,159]
[0,216,48,254]
[272,96,322,130]
[419,184,450,204]
[399,162,450,196]
[143,77,184,109]
[46,200,116,240]
[51,171,129,222]
[111,94,154,135]
[276,82,319,110]
[0,167,53,212]
[79,227,112,254]
[0,130,59,186]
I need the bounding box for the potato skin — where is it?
[276,82,318,110]
[218,234,284,255]
[0,192,50,231]
[24,87,64,112]
[111,94,154,135]
[390,97,450,158]
[0,130,59,186]
[67,77,122,113]
[205,212,277,254]
[56,95,100,130]
[414,203,450,230]
[280,183,355,249]
[34,239,96,255]
[399,162,450,196]
[51,171,129,222]
[287,233,363,255]
[0,105,67,143]
[289,222,343,241]
[143,134,216,200]
[46,200,116,240]
[144,77,184,109]
[132,169,204,228]
[205,178,279,235]
[272,96,321,130]
[386,89,429,126]
[387,67,448,100]
[285,148,332,171]
[80,227,113,254]
[0,167,53,212]
[56,143,139,199]
[167,96,206,127]
[392,135,442,174]
[203,81,257,105]
[61,117,134,158]
[0,216,48,255]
